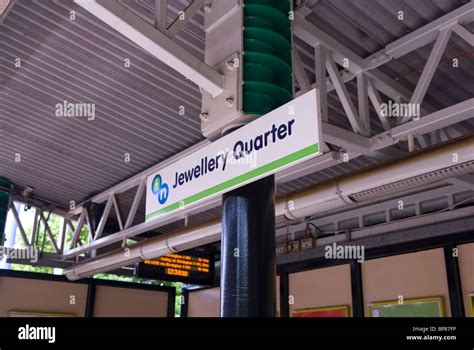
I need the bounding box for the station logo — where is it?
[151,174,169,205]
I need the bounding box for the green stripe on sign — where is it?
[145,143,319,221]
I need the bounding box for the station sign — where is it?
[145,89,321,221]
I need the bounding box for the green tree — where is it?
[11,210,89,274]
[9,206,182,316]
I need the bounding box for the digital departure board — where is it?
[135,251,215,285]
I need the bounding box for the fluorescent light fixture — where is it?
[0,0,16,23]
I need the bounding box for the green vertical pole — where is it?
[242,0,293,115]
[221,0,292,317]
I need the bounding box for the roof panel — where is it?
[1,0,472,231]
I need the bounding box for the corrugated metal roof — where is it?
[1,0,204,207]
[1,0,472,233]
[305,0,470,57]
[295,0,474,137]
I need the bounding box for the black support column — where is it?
[444,245,465,317]
[85,282,96,318]
[350,261,364,317]
[220,175,276,317]
[279,272,290,318]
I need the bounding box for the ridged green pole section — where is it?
[243,0,292,116]
[0,178,11,244]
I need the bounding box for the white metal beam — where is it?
[63,116,470,258]
[60,156,348,258]
[280,183,470,235]
[166,0,204,37]
[367,79,391,131]
[325,51,363,134]
[124,180,145,230]
[295,3,474,128]
[39,212,60,253]
[9,201,30,246]
[357,73,370,136]
[294,9,365,74]
[112,194,125,231]
[402,28,452,123]
[371,98,474,150]
[67,220,75,236]
[61,3,474,261]
[322,122,368,153]
[59,219,67,253]
[382,2,474,59]
[155,0,167,30]
[0,0,16,24]
[368,70,436,114]
[85,208,95,243]
[293,10,437,113]
[63,210,186,258]
[94,195,113,240]
[292,49,311,93]
[70,208,86,249]
[321,123,400,160]
[314,44,328,122]
[453,23,474,46]
[296,6,460,152]
[276,152,340,184]
[70,140,209,214]
[74,0,224,97]
[31,207,39,246]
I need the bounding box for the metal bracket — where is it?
[201,52,246,140]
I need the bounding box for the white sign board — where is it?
[145,89,322,221]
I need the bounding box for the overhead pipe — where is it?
[66,136,473,280]
[66,220,220,280]
[276,136,473,219]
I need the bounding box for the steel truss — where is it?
[276,175,474,243]
[293,1,474,149]
[53,1,474,261]
[3,194,80,266]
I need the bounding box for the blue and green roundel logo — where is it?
[151,174,169,205]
